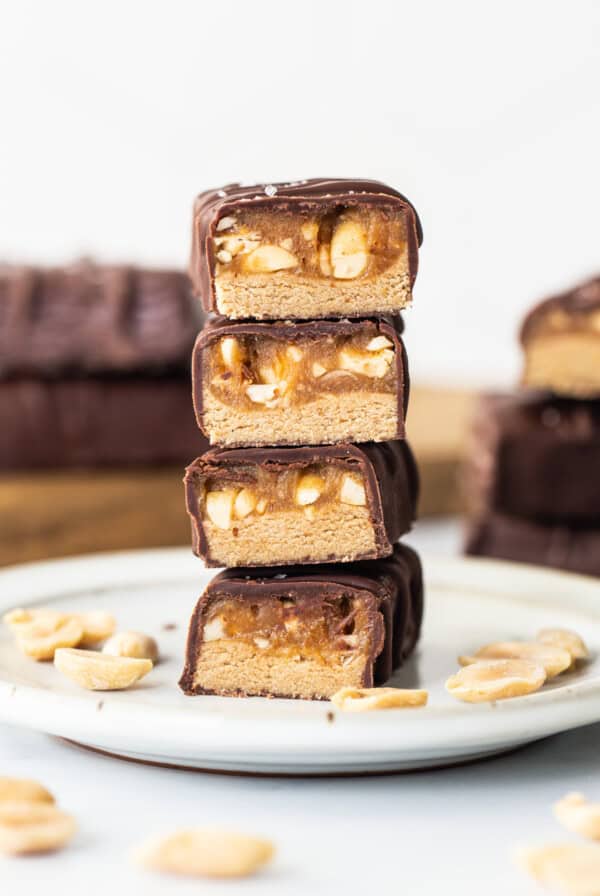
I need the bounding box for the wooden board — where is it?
[0,386,475,566]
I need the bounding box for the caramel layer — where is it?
[213,207,407,284]
[202,594,369,664]
[205,330,396,412]
[199,462,367,529]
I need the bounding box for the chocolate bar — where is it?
[465,392,600,524]
[192,316,409,447]
[190,179,422,320]
[184,441,418,568]
[0,261,200,376]
[521,276,600,397]
[179,543,423,700]
[0,376,206,470]
[465,512,600,578]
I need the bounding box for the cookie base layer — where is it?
[523,336,600,398]
[200,504,377,568]
[202,390,399,447]
[188,640,368,700]
[214,267,412,320]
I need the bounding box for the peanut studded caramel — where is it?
[201,594,370,664]
[213,207,407,283]
[206,331,397,412]
[199,463,367,531]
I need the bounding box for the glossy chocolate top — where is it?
[0,260,202,377]
[520,276,600,344]
[184,441,419,565]
[190,178,422,305]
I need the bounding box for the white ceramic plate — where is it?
[1,547,599,774]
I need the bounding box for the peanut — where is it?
[133,828,274,878]
[54,648,152,690]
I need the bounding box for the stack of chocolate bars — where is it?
[180,179,425,700]
[465,276,600,577]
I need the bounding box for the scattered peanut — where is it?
[554,793,600,840]
[16,616,83,661]
[54,648,152,690]
[516,843,600,895]
[4,607,115,653]
[459,641,572,678]
[0,778,54,806]
[0,802,76,855]
[446,659,546,703]
[76,611,117,647]
[102,632,159,663]
[330,686,429,712]
[133,828,274,878]
[537,628,589,663]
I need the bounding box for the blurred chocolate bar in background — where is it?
[0,261,207,565]
[465,275,600,577]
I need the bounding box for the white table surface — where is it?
[1,520,597,894]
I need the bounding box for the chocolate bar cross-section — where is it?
[179,543,423,700]
[184,441,418,568]
[190,178,422,320]
[192,315,409,447]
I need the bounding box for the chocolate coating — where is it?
[466,392,600,525]
[520,276,600,344]
[0,375,207,470]
[184,441,419,566]
[0,261,201,377]
[190,178,422,309]
[179,542,424,697]
[192,315,409,441]
[466,512,600,579]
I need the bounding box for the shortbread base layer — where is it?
[523,336,600,397]
[202,391,399,447]
[201,505,378,568]
[214,266,412,320]
[188,640,366,700]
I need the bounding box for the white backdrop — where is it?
[1,0,599,385]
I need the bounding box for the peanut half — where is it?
[134,828,274,878]
[54,648,152,690]
[554,793,600,840]
[516,843,600,894]
[0,802,76,855]
[0,778,54,805]
[16,616,83,662]
[459,641,572,678]
[330,686,429,712]
[102,631,159,663]
[446,659,546,703]
[537,628,589,663]
[4,607,116,656]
